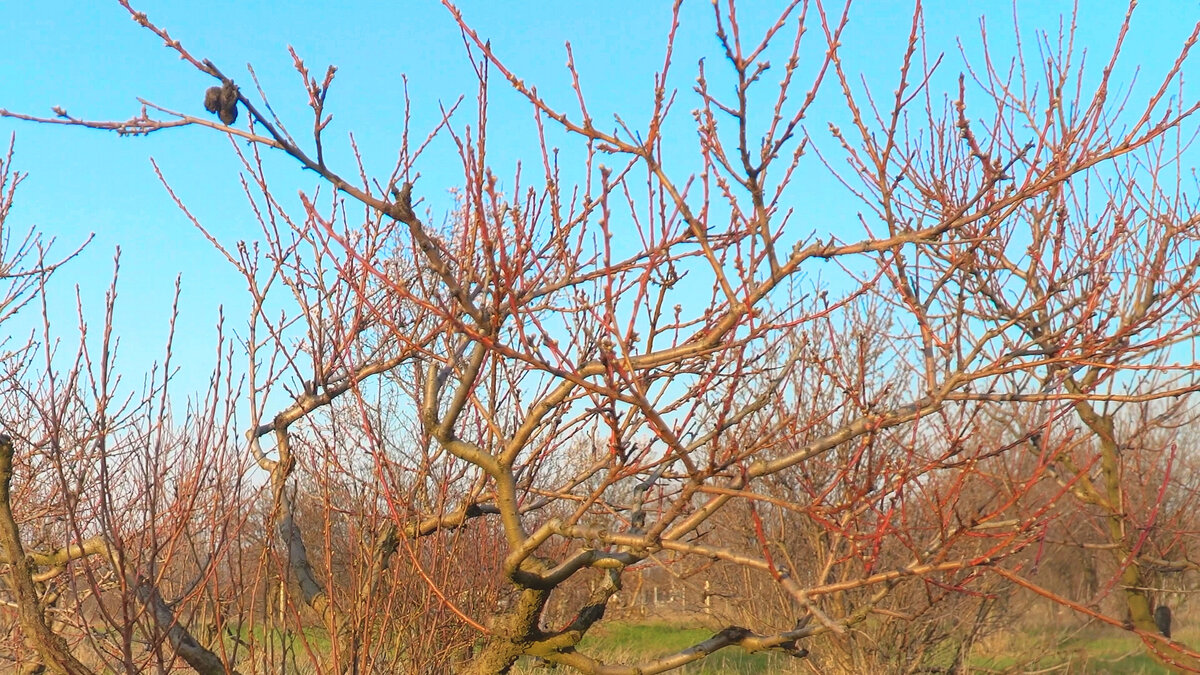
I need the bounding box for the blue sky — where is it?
[1,1,1196,398]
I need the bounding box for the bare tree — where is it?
[3,1,1200,673]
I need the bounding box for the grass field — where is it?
[202,617,1196,673]
[513,620,805,674]
[969,625,1196,674]
[511,619,1196,674]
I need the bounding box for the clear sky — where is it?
[1,1,1196,398]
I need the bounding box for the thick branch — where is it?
[0,435,91,675]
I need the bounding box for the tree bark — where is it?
[0,435,92,675]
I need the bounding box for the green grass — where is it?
[222,622,332,652]
[970,625,1197,674]
[195,618,1198,674]
[514,620,806,674]
[512,620,1195,674]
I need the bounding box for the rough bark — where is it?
[127,574,235,675]
[460,585,551,675]
[0,435,92,675]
